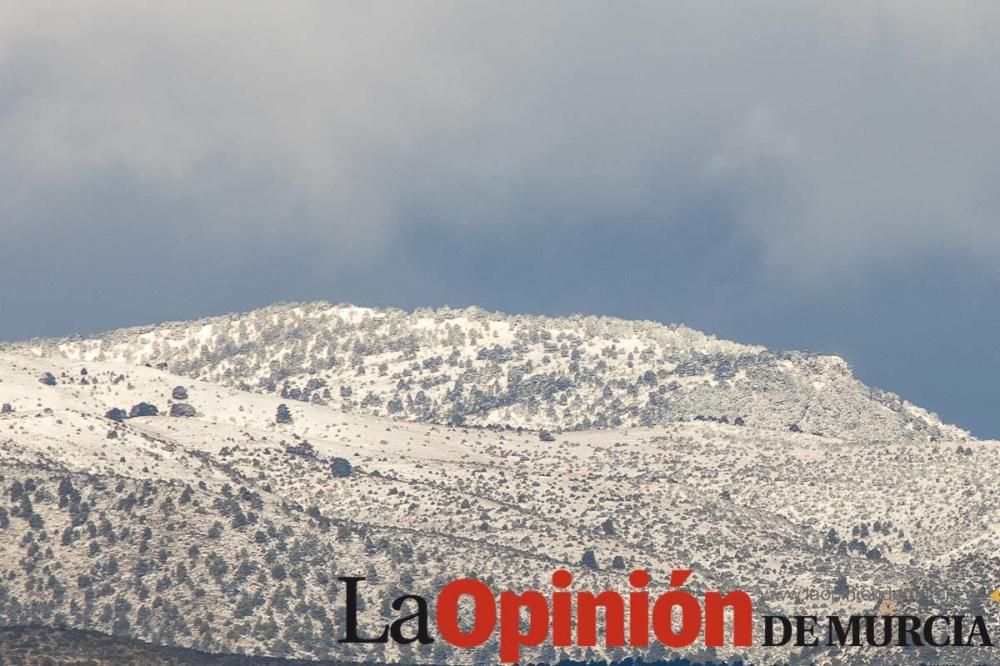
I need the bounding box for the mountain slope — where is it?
[17,302,968,442]
[0,626,368,665]
[0,303,992,664]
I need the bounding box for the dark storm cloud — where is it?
[1,2,999,435]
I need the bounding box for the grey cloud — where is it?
[3,2,998,279]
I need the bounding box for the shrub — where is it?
[286,441,316,458]
[330,457,353,478]
[104,408,127,422]
[834,575,850,597]
[129,403,159,418]
[601,517,615,535]
[169,403,197,418]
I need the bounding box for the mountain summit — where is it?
[24,301,967,442]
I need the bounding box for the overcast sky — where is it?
[2,2,999,435]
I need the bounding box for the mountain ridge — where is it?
[10,301,970,442]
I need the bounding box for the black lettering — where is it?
[922,615,951,647]
[864,616,891,646]
[389,594,434,644]
[338,577,389,643]
[827,615,862,646]
[967,616,993,647]
[796,615,819,646]
[897,615,922,646]
[763,615,792,646]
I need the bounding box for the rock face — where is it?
[27,301,967,442]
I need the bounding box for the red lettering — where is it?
[577,591,626,647]
[499,591,548,663]
[652,570,701,648]
[436,578,496,648]
[629,569,651,647]
[551,569,573,646]
[704,590,753,647]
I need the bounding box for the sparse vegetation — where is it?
[0,302,985,665]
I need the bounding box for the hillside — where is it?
[0,626,368,665]
[0,303,993,664]
[17,302,968,442]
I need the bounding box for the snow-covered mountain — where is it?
[0,303,992,665]
[20,302,968,442]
